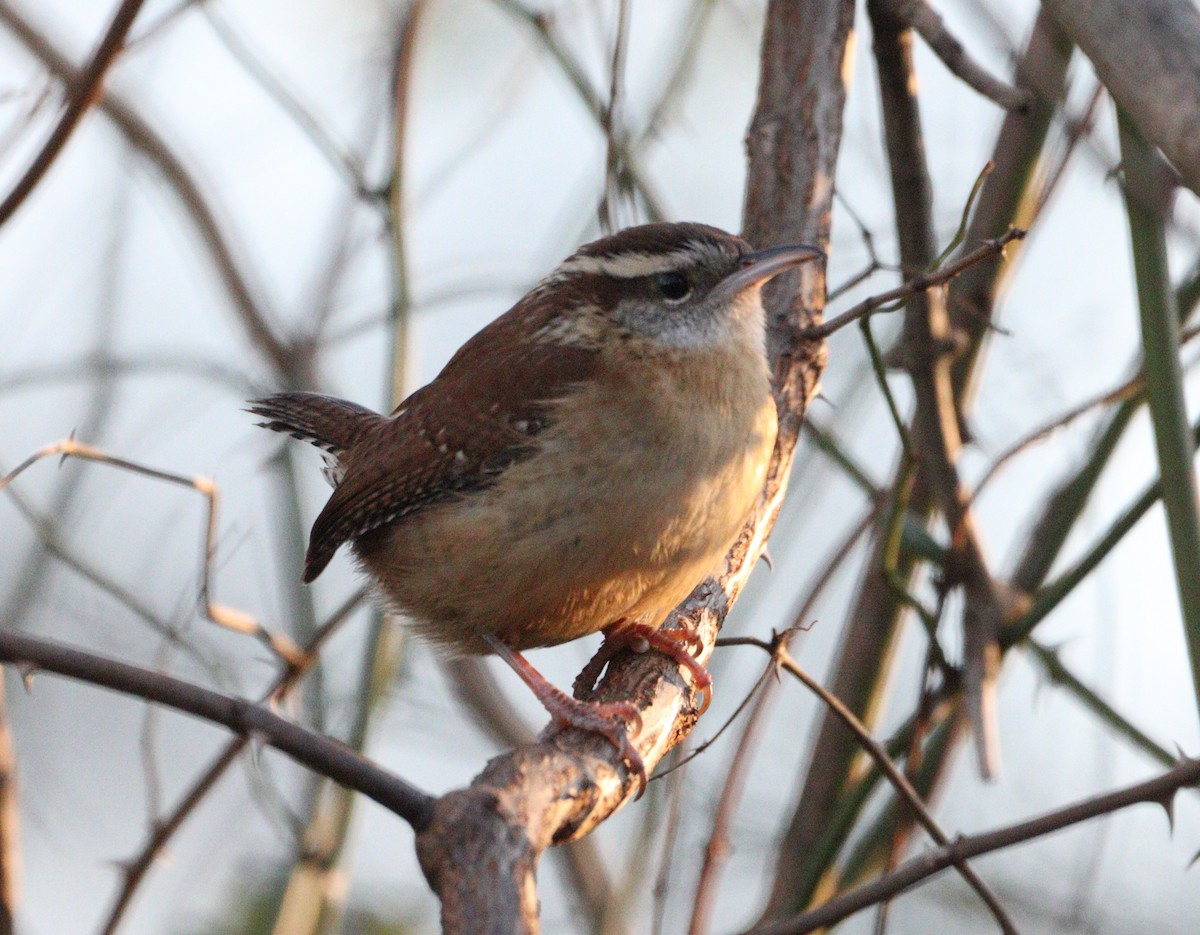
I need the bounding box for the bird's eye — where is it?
[653,271,691,302]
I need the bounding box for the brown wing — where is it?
[302,290,599,582]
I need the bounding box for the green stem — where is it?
[803,420,879,497]
[1119,110,1200,711]
[860,316,913,458]
[1026,640,1176,768]
[1009,479,1160,646]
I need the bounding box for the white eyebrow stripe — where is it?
[555,247,703,279]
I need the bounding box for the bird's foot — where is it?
[539,694,647,795]
[601,620,712,715]
[484,635,647,793]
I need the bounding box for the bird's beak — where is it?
[712,243,825,303]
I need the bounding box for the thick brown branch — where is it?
[869,0,1009,782]
[1043,0,1200,198]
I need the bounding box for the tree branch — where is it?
[806,229,1025,339]
[746,756,1200,934]
[0,0,149,227]
[883,0,1028,110]
[1043,0,1200,197]
[0,628,435,831]
[721,635,1018,934]
[0,2,307,386]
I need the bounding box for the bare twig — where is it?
[881,0,1028,110]
[1026,640,1181,771]
[807,229,1026,339]
[651,743,690,935]
[686,650,781,935]
[0,478,230,687]
[0,352,253,396]
[1034,82,1104,218]
[200,3,379,204]
[747,756,1200,935]
[385,0,425,405]
[972,374,1143,500]
[490,0,666,221]
[0,438,303,664]
[0,2,306,385]
[654,658,777,782]
[599,0,631,234]
[687,507,876,933]
[97,588,365,934]
[0,0,149,227]
[0,627,433,828]
[949,9,1072,379]
[727,635,1018,935]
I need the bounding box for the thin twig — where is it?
[200,2,379,204]
[651,742,690,935]
[490,0,667,221]
[747,755,1200,935]
[727,636,1018,935]
[652,655,777,780]
[99,592,364,935]
[0,438,303,664]
[1005,410,1200,648]
[860,316,914,458]
[0,476,226,679]
[0,0,149,226]
[599,0,630,234]
[807,229,1026,339]
[972,374,1143,500]
[385,0,424,404]
[686,648,782,935]
[0,626,433,829]
[635,0,718,142]
[1026,640,1180,770]
[1034,82,1104,218]
[0,352,253,396]
[688,507,877,933]
[0,2,305,385]
[882,0,1029,111]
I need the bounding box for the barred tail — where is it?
[247,392,381,455]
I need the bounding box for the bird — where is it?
[249,221,822,784]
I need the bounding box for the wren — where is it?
[250,222,822,784]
